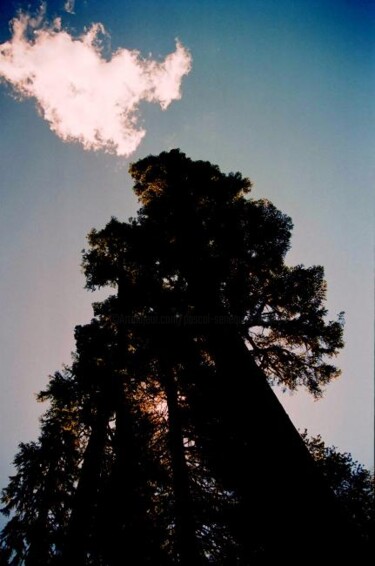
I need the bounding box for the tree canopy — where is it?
[85,149,344,396]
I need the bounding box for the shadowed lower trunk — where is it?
[98,378,161,565]
[163,368,205,566]
[61,404,110,564]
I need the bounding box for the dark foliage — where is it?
[302,431,374,548]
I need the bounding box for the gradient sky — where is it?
[0,0,374,511]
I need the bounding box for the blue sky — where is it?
[0,0,373,507]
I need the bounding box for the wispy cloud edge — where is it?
[64,0,75,14]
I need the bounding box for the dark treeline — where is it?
[0,150,372,564]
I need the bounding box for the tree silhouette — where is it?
[0,150,366,564]
[0,367,80,564]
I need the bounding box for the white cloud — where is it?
[64,0,75,14]
[0,10,192,156]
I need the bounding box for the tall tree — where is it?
[82,149,353,561]
[1,149,364,564]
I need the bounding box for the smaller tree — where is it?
[0,368,81,565]
[302,431,374,547]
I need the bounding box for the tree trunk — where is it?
[163,367,204,566]
[202,323,361,562]
[99,378,153,565]
[61,405,109,564]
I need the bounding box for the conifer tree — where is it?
[1,150,365,565]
